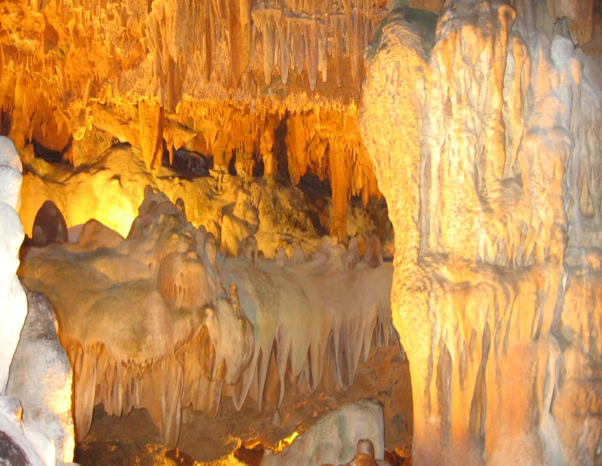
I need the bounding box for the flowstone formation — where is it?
[360,1,602,465]
[18,187,396,455]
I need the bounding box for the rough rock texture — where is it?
[18,188,395,453]
[0,137,60,466]
[7,291,76,466]
[360,1,602,465]
[260,400,387,466]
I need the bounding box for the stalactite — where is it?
[306,17,319,90]
[221,239,394,412]
[138,98,165,174]
[19,191,256,447]
[329,138,351,242]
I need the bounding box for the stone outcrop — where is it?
[0,136,27,394]
[0,137,68,466]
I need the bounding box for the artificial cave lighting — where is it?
[2,0,602,465]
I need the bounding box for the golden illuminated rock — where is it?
[19,190,256,447]
[0,0,390,241]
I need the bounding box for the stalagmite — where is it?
[261,400,387,466]
[7,291,76,466]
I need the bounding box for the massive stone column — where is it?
[360,2,602,465]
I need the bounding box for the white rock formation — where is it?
[0,137,62,466]
[0,135,26,394]
[0,136,76,466]
[0,397,46,466]
[260,400,387,466]
[7,291,76,466]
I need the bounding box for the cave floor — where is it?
[75,344,413,466]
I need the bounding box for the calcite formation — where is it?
[219,234,394,411]
[360,1,602,465]
[19,188,256,448]
[18,187,394,451]
[0,136,27,395]
[0,138,58,466]
[4,0,602,463]
[0,397,46,466]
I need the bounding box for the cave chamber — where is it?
[2,0,602,465]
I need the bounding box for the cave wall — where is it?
[359,0,602,465]
[4,0,602,463]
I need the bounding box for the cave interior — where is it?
[2,0,602,465]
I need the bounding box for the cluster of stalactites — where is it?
[221,233,393,415]
[1,0,388,114]
[141,0,388,101]
[0,0,389,186]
